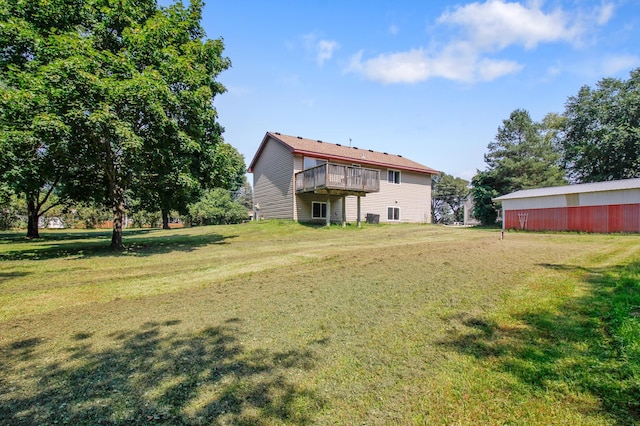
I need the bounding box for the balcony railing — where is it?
[295,163,380,194]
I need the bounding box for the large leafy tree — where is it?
[134,141,245,230]
[124,1,236,230]
[0,0,87,237]
[484,109,566,192]
[234,177,254,211]
[431,173,469,224]
[471,109,566,225]
[560,69,640,183]
[79,0,233,249]
[470,171,499,226]
[2,0,232,248]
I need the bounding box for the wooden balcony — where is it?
[295,163,380,196]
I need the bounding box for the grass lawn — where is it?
[1,222,639,425]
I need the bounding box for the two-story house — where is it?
[248,132,438,225]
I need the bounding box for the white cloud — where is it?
[601,54,640,75]
[317,39,339,65]
[346,43,522,84]
[302,33,339,66]
[475,57,524,81]
[597,2,615,26]
[346,0,614,84]
[437,0,581,50]
[346,49,429,84]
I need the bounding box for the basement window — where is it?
[387,207,400,221]
[312,202,327,219]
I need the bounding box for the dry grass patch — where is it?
[1,223,639,424]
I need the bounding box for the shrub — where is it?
[188,188,248,226]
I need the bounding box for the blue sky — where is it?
[195,0,640,181]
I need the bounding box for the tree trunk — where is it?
[26,198,40,239]
[162,209,170,230]
[109,179,125,250]
[109,175,124,250]
[111,197,124,250]
[103,135,125,250]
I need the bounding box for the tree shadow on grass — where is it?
[0,230,237,261]
[439,261,640,425]
[0,318,324,425]
[0,229,155,244]
[0,271,30,282]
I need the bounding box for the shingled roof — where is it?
[248,132,438,175]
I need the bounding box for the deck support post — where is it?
[342,196,346,227]
[357,196,361,228]
[326,197,331,226]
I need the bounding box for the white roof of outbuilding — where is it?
[494,178,640,201]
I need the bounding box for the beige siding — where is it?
[347,169,432,223]
[255,147,433,223]
[296,164,432,224]
[252,138,295,219]
[296,193,343,223]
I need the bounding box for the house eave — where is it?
[291,149,438,175]
[249,131,439,175]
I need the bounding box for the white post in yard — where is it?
[342,196,346,227]
[357,196,361,228]
[326,197,331,227]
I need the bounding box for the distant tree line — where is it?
[0,0,247,248]
[431,173,469,225]
[469,68,640,225]
[0,179,253,232]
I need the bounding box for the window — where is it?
[387,169,400,184]
[304,157,327,169]
[387,207,400,221]
[312,202,327,219]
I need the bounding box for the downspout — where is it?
[500,204,505,240]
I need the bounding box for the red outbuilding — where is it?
[494,178,640,233]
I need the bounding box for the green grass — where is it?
[1,222,639,425]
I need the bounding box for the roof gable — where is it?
[248,132,438,174]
